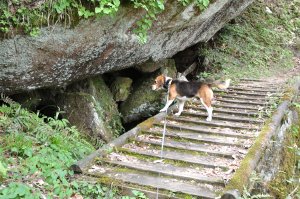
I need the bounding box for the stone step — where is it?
[166,116,260,130]
[216,98,267,106]
[215,94,267,101]
[213,103,264,110]
[104,153,225,185]
[86,167,218,199]
[120,145,232,169]
[236,84,278,90]
[154,123,256,139]
[239,78,269,82]
[135,135,241,158]
[228,86,278,93]
[185,105,259,116]
[215,90,274,97]
[144,129,249,147]
[121,185,182,199]
[237,85,278,90]
[180,111,263,124]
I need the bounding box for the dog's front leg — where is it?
[175,100,185,116]
[160,99,174,112]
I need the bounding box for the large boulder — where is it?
[57,76,123,145]
[0,0,254,94]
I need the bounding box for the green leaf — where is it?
[113,0,120,7]
[103,8,112,14]
[148,12,156,19]
[0,161,7,179]
[95,7,102,14]
[24,148,33,157]
[10,147,19,153]
[78,9,84,17]
[203,0,210,7]
[156,1,165,10]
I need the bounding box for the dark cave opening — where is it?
[35,103,63,120]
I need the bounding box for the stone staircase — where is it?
[75,79,282,199]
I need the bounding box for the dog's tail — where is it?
[211,79,231,90]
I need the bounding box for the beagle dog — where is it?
[152,74,230,121]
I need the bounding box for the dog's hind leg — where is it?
[200,98,213,122]
[175,100,185,116]
[199,85,214,121]
[207,106,213,121]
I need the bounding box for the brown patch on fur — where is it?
[168,84,178,100]
[198,85,213,107]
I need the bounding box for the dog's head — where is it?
[152,74,166,91]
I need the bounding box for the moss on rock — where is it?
[57,76,123,146]
[119,75,163,123]
[110,77,133,102]
[135,59,176,73]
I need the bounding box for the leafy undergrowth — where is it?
[0,98,132,198]
[199,0,300,81]
[0,0,210,43]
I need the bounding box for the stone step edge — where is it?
[165,117,260,130]
[154,123,255,139]
[180,111,263,124]
[135,137,237,158]
[103,158,225,185]
[85,168,217,199]
[185,105,259,116]
[142,130,246,147]
[118,146,231,169]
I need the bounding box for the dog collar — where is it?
[163,78,172,89]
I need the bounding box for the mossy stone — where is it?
[110,77,133,102]
[119,74,163,123]
[135,59,176,73]
[57,76,123,146]
[120,61,177,124]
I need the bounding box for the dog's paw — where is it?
[206,117,212,122]
[174,112,181,117]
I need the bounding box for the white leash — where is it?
[156,80,171,199]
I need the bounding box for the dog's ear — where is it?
[156,75,165,87]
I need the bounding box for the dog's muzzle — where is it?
[152,85,157,90]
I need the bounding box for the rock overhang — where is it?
[0,0,254,94]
